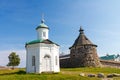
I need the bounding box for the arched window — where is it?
[44,55,50,58]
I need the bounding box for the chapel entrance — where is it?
[43,55,51,72]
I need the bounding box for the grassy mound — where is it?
[0,67,120,80]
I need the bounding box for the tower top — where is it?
[36,15,49,30]
[79,26,84,34]
[70,27,97,49]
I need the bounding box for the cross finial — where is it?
[41,13,45,23]
[79,26,84,34]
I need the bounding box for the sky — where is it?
[0,0,120,67]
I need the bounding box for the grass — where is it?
[61,67,120,74]
[0,67,120,80]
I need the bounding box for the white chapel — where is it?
[25,18,60,73]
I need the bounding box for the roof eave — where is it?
[69,44,97,49]
[25,39,59,46]
[36,26,49,30]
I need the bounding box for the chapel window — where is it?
[43,32,46,37]
[55,56,57,65]
[32,56,35,66]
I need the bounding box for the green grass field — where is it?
[0,67,120,80]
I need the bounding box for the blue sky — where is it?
[0,0,120,67]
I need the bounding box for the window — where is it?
[55,56,57,65]
[43,32,46,37]
[32,56,35,66]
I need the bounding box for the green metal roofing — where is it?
[100,55,119,60]
[26,39,44,45]
[26,39,59,46]
[36,23,49,30]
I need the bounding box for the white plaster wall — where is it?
[26,44,40,73]
[52,45,60,72]
[26,43,60,73]
[39,43,60,73]
[115,57,120,61]
[37,28,49,40]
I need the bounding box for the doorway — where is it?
[43,55,51,72]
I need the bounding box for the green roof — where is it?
[26,39,59,46]
[26,39,44,45]
[100,55,119,60]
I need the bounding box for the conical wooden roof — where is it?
[70,27,97,49]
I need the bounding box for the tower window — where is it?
[32,56,35,66]
[43,32,46,37]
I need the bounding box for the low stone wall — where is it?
[60,58,71,68]
[100,60,120,68]
[60,58,120,68]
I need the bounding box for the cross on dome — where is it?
[41,13,45,23]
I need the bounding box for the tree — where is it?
[7,52,20,69]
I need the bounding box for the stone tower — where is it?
[69,27,101,67]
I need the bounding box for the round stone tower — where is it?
[69,27,101,67]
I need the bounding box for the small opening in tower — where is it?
[43,32,46,37]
